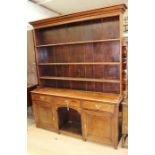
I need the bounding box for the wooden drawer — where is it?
[31,93,52,103]
[54,97,80,108]
[82,101,114,113]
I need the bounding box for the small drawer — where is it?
[54,97,80,108]
[31,93,52,103]
[82,101,114,113]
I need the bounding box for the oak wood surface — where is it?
[40,80,120,94]
[37,41,120,64]
[32,100,57,131]
[30,4,127,148]
[32,93,52,103]
[82,109,113,145]
[40,76,120,83]
[31,87,122,104]
[35,17,120,45]
[122,99,128,148]
[38,62,120,65]
[36,38,120,47]
[82,101,114,113]
[30,4,127,29]
[122,104,128,133]
[54,97,81,108]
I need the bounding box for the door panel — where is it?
[83,110,113,145]
[33,101,56,131]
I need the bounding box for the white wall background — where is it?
[27,1,58,29]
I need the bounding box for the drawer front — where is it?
[82,101,114,113]
[32,93,52,103]
[54,97,80,108]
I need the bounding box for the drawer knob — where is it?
[96,104,101,109]
[40,96,45,100]
[64,100,69,104]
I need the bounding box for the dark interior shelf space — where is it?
[36,39,120,47]
[41,80,120,94]
[58,107,82,136]
[35,16,120,46]
[37,41,120,64]
[60,121,82,136]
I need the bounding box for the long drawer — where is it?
[31,93,52,103]
[82,101,114,113]
[54,97,80,108]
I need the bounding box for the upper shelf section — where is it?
[30,4,127,29]
[34,16,120,46]
[37,41,120,63]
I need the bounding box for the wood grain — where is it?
[30,4,127,29]
[31,4,127,149]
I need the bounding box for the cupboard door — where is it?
[32,101,56,131]
[82,110,113,145]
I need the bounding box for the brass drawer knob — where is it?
[40,96,45,100]
[96,104,101,109]
[64,100,69,104]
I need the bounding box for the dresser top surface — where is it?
[31,87,122,104]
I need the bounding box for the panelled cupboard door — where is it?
[32,101,56,131]
[82,110,113,146]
